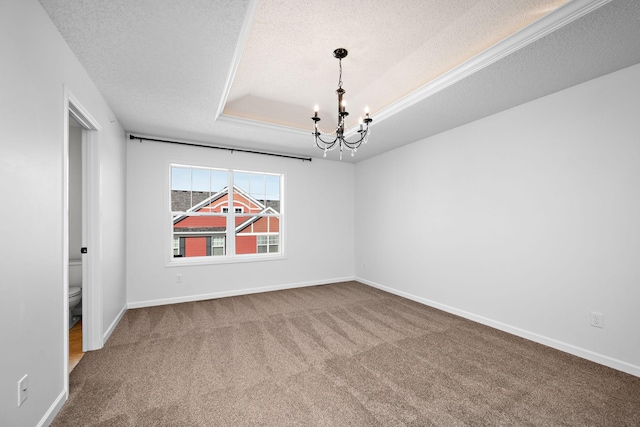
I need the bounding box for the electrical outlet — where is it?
[18,374,28,407]
[590,311,604,328]
[176,274,182,284]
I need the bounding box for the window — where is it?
[170,164,282,263]
[211,235,225,256]
[257,235,279,253]
[173,237,182,257]
[222,207,243,214]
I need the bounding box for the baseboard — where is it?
[357,277,640,378]
[127,276,356,309]
[38,389,66,427]
[103,303,127,344]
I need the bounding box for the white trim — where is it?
[62,89,71,400]
[356,277,640,378]
[217,113,309,136]
[373,0,613,125]
[37,389,66,427]
[81,108,103,352]
[127,276,355,309]
[240,231,279,237]
[167,252,287,267]
[103,304,127,344]
[215,0,260,119]
[68,93,102,131]
[64,88,104,403]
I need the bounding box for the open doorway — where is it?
[64,90,102,394]
[68,115,84,371]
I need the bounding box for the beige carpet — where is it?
[53,281,640,426]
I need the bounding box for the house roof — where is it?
[172,185,278,225]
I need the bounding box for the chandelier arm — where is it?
[340,128,370,149]
[314,133,339,149]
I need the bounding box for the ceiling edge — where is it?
[217,114,309,136]
[214,0,260,120]
[217,113,379,139]
[373,0,612,126]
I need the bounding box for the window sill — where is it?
[166,253,287,267]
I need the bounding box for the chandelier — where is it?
[312,48,372,160]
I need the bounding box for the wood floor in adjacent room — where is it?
[69,320,84,373]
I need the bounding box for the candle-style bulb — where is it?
[314,104,319,117]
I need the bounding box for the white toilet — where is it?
[69,260,82,329]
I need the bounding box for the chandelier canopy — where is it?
[312,48,372,160]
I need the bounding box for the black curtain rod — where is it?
[129,134,312,162]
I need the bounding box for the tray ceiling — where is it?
[39,0,640,161]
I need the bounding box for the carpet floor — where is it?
[52,281,640,426]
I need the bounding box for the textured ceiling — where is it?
[225,0,569,130]
[39,0,640,162]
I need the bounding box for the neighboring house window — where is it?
[211,235,225,256]
[171,164,283,262]
[257,235,279,253]
[222,207,243,214]
[173,237,181,256]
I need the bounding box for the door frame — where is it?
[63,88,103,395]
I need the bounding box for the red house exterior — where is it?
[172,186,279,258]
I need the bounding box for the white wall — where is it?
[0,1,127,424]
[126,140,354,306]
[69,125,82,261]
[355,63,640,376]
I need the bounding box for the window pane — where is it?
[234,172,281,204]
[212,247,224,256]
[265,175,280,201]
[235,215,255,255]
[171,167,191,191]
[192,168,211,193]
[173,210,227,257]
[172,166,228,212]
[234,172,250,193]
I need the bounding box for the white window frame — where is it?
[167,163,285,267]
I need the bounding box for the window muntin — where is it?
[170,165,282,262]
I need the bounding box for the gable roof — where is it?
[172,185,276,225]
